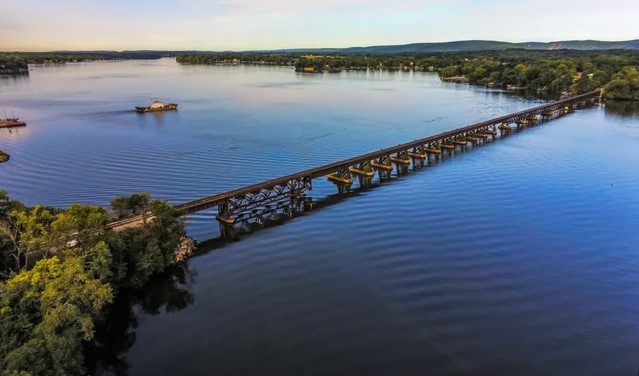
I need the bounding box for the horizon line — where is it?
[2,38,638,54]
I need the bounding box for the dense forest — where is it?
[0,191,194,375]
[177,50,639,100]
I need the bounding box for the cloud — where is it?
[0,0,636,51]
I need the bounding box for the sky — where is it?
[0,0,637,51]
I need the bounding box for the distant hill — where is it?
[3,40,639,56]
[270,39,639,55]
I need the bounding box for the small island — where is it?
[0,150,9,163]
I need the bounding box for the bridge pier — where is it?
[452,137,468,150]
[390,151,411,175]
[440,142,455,155]
[516,119,528,130]
[466,135,481,145]
[499,123,512,136]
[216,200,238,240]
[371,156,393,181]
[424,142,442,161]
[328,168,353,193]
[484,127,498,140]
[473,132,489,143]
[408,147,427,169]
[349,162,374,188]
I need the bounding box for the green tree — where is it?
[108,199,185,287]
[50,203,110,250]
[572,74,598,94]
[606,66,639,100]
[440,65,458,77]
[110,192,150,220]
[0,206,54,273]
[0,256,113,375]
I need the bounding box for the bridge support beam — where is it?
[216,200,237,240]
[213,177,313,239]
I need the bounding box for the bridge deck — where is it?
[108,90,599,230]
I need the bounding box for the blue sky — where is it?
[1,0,637,51]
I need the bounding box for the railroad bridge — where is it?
[107,91,601,239]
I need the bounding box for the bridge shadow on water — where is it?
[603,99,639,118]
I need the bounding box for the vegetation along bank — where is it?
[0,191,194,375]
[0,51,173,75]
[177,50,639,100]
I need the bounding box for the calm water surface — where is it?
[1,59,638,375]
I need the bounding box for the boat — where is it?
[135,100,178,113]
[0,118,27,128]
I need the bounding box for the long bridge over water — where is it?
[108,90,602,239]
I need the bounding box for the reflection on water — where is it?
[0,74,29,87]
[604,99,639,117]
[87,264,196,375]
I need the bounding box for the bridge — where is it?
[107,90,601,238]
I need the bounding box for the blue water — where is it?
[1,59,638,375]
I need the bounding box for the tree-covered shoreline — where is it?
[0,51,173,75]
[177,50,639,100]
[0,191,194,375]
[4,49,638,99]
[0,56,28,75]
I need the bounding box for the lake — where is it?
[1,58,638,375]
